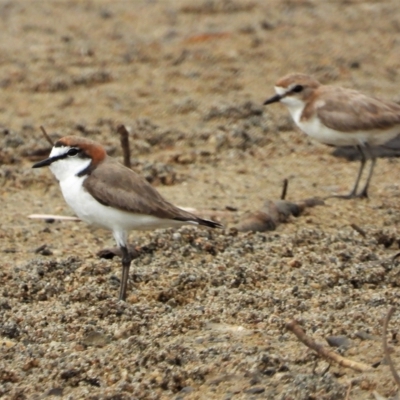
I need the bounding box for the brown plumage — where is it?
[82,156,221,228]
[56,136,107,165]
[276,73,320,91]
[303,86,400,132]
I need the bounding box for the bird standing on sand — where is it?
[33,136,222,301]
[263,73,400,198]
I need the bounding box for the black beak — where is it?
[32,157,54,168]
[263,93,282,105]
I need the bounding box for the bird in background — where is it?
[263,73,400,199]
[33,135,222,301]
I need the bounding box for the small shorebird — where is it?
[33,136,222,301]
[263,73,400,198]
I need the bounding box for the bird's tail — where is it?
[197,218,223,229]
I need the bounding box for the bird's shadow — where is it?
[332,136,400,161]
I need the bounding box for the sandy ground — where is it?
[2,1,400,399]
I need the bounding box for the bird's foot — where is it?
[356,188,369,199]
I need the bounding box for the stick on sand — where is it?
[286,320,373,373]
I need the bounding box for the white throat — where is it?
[48,146,91,182]
[275,86,306,124]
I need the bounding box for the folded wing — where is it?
[314,88,400,132]
[83,157,222,228]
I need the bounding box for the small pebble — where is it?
[325,335,352,349]
[47,388,64,396]
[244,387,265,394]
[355,331,377,341]
[288,259,302,268]
[1,339,16,348]
[173,232,181,240]
[81,331,110,347]
[179,386,194,394]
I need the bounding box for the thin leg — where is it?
[119,245,132,301]
[357,144,375,198]
[326,145,366,200]
[349,146,367,197]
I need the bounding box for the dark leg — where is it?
[348,145,367,197]
[357,144,375,198]
[326,145,366,199]
[119,245,132,301]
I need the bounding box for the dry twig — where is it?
[372,391,389,400]
[281,178,288,200]
[345,382,352,400]
[383,307,400,391]
[40,126,54,146]
[117,124,131,169]
[28,214,80,221]
[286,320,373,372]
[350,223,367,238]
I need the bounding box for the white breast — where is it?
[275,86,400,146]
[276,92,400,146]
[296,114,400,146]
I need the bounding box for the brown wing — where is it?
[308,87,400,132]
[83,157,221,228]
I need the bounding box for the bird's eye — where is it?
[67,148,79,156]
[292,85,304,93]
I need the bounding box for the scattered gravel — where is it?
[2,1,400,399]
